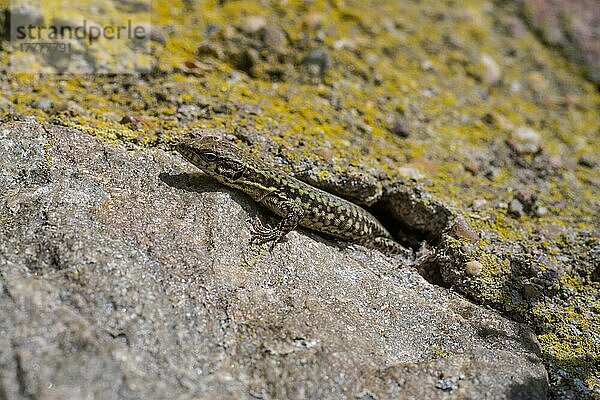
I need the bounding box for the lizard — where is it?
[177,136,413,259]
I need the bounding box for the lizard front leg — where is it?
[249,198,304,249]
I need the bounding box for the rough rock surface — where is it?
[0,120,548,399]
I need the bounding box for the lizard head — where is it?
[177,136,247,182]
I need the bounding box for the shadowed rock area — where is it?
[0,120,548,399]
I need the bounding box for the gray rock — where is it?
[0,120,548,399]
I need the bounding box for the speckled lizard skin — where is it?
[177,136,411,258]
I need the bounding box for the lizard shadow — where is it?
[159,172,353,254]
[160,171,221,194]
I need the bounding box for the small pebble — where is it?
[549,155,563,168]
[227,71,243,84]
[397,166,424,180]
[515,190,537,212]
[196,41,224,60]
[32,97,53,112]
[465,260,483,276]
[507,126,542,154]
[262,24,287,52]
[177,104,203,120]
[365,53,378,64]
[480,54,501,85]
[181,60,213,75]
[303,11,322,30]
[54,100,84,116]
[522,283,541,299]
[506,16,527,37]
[389,118,409,137]
[0,96,13,111]
[204,23,220,37]
[461,244,475,256]
[373,72,383,86]
[449,217,480,243]
[510,81,522,92]
[241,15,266,34]
[120,115,140,130]
[509,199,524,216]
[472,199,487,209]
[421,59,434,72]
[578,154,597,168]
[482,112,513,130]
[222,24,235,39]
[149,26,167,44]
[333,38,356,50]
[535,206,548,217]
[237,48,260,74]
[465,161,481,174]
[300,49,330,75]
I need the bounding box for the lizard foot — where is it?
[247,217,284,249]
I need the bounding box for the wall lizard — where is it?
[177,136,412,259]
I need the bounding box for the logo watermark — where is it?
[8,0,153,74]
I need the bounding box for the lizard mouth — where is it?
[176,142,216,175]
[176,142,200,164]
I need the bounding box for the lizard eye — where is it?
[201,152,217,162]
